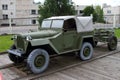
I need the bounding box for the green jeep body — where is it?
[8,16,94,57]
[7,16,96,73]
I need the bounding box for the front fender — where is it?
[29,39,59,54]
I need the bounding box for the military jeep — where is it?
[8,16,95,74]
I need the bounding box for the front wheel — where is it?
[27,49,49,74]
[79,42,93,61]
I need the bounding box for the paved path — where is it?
[0,42,120,80]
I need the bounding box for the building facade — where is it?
[75,4,120,24]
[0,0,16,25]
[103,6,120,24]
[0,0,39,26]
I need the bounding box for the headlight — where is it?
[11,35,17,40]
[26,36,32,41]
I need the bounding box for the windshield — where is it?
[41,19,64,28]
[41,20,51,28]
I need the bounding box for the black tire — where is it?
[8,45,24,63]
[79,42,93,61]
[27,49,49,74]
[107,36,117,51]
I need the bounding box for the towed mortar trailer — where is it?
[94,28,117,51]
[7,16,117,74]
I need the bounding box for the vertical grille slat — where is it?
[16,36,24,49]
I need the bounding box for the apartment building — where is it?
[0,0,39,26]
[103,6,120,24]
[15,0,39,25]
[0,0,16,25]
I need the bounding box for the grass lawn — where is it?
[115,28,120,39]
[0,35,13,52]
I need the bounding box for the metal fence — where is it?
[0,17,39,34]
[94,14,120,29]
[0,15,120,34]
[0,17,39,26]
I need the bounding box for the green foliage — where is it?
[95,6,105,23]
[82,6,97,22]
[83,5,104,23]
[83,6,94,16]
[0,35,13,52]
[38,0,75,25]
[115,28,120,38]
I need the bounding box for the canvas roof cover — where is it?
[47,16,93,32]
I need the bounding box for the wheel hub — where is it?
[83,47,90,57]
[34,55,45,68]
[111,39,116,48]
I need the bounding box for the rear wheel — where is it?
[79,42,93,61]
[107,36,117,51]
[27,49,49,74]
[8,45,24,63]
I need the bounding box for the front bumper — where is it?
[7,49,25,57]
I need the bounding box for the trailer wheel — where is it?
[8,45,24,63]
[108,36,117,51]
[27,49,49,74]
[79,42,93,61]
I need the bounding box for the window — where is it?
[2,4,8,10]
[52,20,64,28]
[41,20,64,28]
[10,2,13,5]
[80,10,83,13]
[3,14,8,19]
[64,19,76,30]
[32,20,36,24]
[31,10,36,14]
[11,12,13,15]
[107,10,111,13]
[41,20,51,28]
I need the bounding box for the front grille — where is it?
[16,36,25,50]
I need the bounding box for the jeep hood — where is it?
[19,30,60,39]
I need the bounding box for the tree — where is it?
[95,6,105,23]
[82,6,97,22]
[38,0,75,25]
